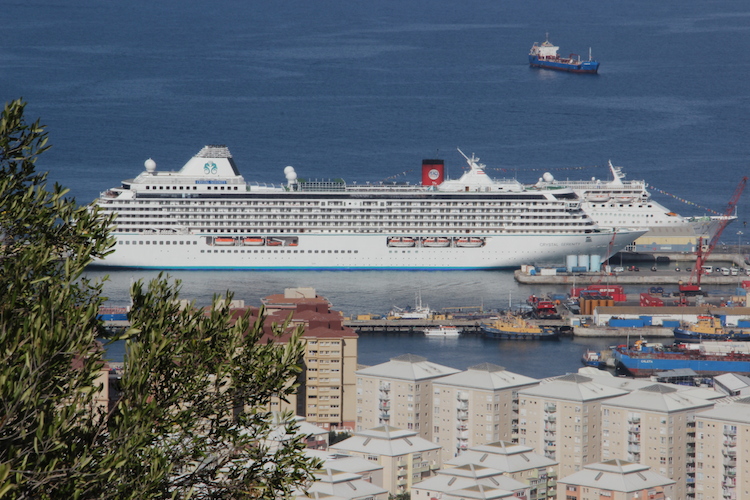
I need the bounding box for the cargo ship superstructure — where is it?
[532,161,734,253]
[92,146,644,270]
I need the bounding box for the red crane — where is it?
[679,176,748,295]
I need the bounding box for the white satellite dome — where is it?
[144,158,156,173]
[542,172,554,182]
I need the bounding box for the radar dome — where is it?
[284,166,295,175]
[286,171,298,181]
[144,158,156,173]
[542,172,554,182]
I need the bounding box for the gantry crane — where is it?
[678,176,748,296]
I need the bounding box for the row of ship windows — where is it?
[119,240,198,245]
[112,200,574,208]
[143,185,241,191]
[200,249,360,254]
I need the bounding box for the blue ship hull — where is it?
[612,346,750,377]
[529,55,599,74]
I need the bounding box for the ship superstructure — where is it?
[532,161,734,252]
[92,145,644,270]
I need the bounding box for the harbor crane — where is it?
[678,175,748,296]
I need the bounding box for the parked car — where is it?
[613,266,624,273]
[675,267,680,272]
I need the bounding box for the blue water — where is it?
[8,0,750,377]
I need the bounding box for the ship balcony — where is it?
[544,403,557,413]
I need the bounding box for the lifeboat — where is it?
[455,237,485,248]
[387,237,416,248]
[214,237,236,246]
[422,237,451,248]
[266,238,283,247]
[242,237,265,246]
[586,192,610,202]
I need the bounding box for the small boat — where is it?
[214,237,236,246]
[389,291,433,319]
[422,237,451,248]
[242,237,265,246]
[266,238,283,247]
[480,313,560,340]
[581,350,603,368]
[673,315,750,343]
[529,34,600,74]
[387,237,417,248]
[424,325,461,337]
[455,237,484,248]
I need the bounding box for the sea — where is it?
[5,0,750,378]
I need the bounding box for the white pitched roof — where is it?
[433,363,539,390]
[297,468,388,500]
[356,354,460,381]
[714,373,750,392]
[696,396,750,424]
[446,441,556,472]
[559,459,675,492]
[329,426,440,457]
[518,374,628,402]
[602,384,714,413]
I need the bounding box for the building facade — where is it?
[517,374,627,477]
[431,363,539,457]
[356,354,460,441]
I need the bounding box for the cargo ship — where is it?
[612,340,750,377]
[673,316,750,343]
[91,146,644,270]
[529,35,599,74]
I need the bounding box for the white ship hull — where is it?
[92,146,645,270]
[96,231,640,270]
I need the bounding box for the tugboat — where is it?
[480,312,560,340]
[673,315,750,343]
[529,34,600,74]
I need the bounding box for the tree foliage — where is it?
[0,99,319,499]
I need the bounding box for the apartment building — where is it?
[356,354,460,440]
[600,384,713,500]
[517,374,627,477]
[694,396,750,500]
[557,459,675,500]
[446,441,558,500]
[329,425,442,495]
[431,363,539,457]
[231,287,358,430]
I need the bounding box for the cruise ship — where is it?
[531,161,734,254]
[91,146,645,270]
